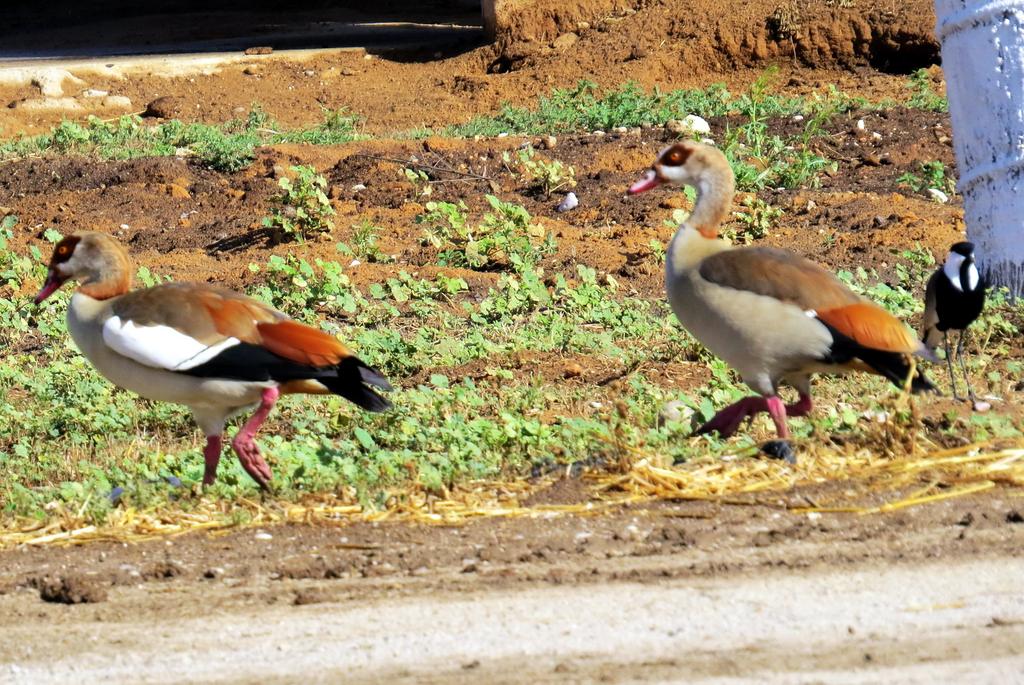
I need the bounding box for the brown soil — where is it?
[1,0,938,136]
[3,2,1024,678]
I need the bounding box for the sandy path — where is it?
[3,555,1022,684]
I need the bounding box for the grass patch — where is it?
[0,105,362,172]
[3,205,1022,525]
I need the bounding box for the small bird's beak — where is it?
[34,269,67,304]
[628,169,662,195]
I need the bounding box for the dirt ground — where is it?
[1,491,1023,682]
[2,1,1024,681]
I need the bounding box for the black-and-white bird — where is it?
[921,241,988,401]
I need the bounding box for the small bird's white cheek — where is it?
[966,263,980,291]
[943,253,965,291]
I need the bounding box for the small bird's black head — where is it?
[950,241,975,258]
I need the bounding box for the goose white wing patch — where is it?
[102,316,241,371]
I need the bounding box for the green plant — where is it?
[338,220,391,263]
[0,107,362,171]
[649,238,666,265]
[417,200,470,250]
[906,69,948,112]
[262,165,335,242]
[402,167,433,197]
[503,146,576,198]
[727,196,782,243]
[416,196,554,271]
[897,160,956,197]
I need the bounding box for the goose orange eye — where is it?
[662,147,688,166]
[58,246,68,255]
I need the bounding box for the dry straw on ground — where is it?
[2,437,1022,549]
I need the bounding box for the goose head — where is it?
[35,232,131,303]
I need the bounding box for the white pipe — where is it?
[936,0,1024,297]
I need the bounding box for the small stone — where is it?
[856,118,866,131]
[539,135,557,150]
[341,68,356,76]
[293,589,329,606]
[351,183,367,192]
[143,95,183,119]
[658,399,693,426]
[9,96,82,110]
[82,88,108,98]
[101,95,132,109]
[162,183,191,200]
[553,33,579,50]
[861,152,882,167]
[563,362,584,378]
[556,191,578,212]
[254,531,273,541]
[666,115,711,137]
[927,188,950,203]
[792,114,805,122]
[973,400,992,412]
[303,69,316,77]
[628,46,649,60]
[871,131,883,140]
[577,21,591,31]
[592,130,605,136]
[244,46,273,55]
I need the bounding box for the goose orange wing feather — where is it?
[699,247,918,353]
[256,320,352,368]
[815,302,919,353]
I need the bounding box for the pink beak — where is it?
[34,270,67,304]
[628,169,662,195]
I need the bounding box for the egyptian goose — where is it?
[628,142,935,440]
[34,232,391,489]
[921,241,988,402]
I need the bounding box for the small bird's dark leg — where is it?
[943,331,964,401]
[956,329,977,402]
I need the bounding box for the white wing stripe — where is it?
[102,316,241,372]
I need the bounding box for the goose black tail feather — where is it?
[321,357,392,412]
[179,344,392,411]
[819,322,937,394]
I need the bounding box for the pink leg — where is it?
[231,387,279,490]
[786,392,813,418]
[694,396,769,438]
[202,435,224,487]
[764,396,790,439]
[695,392,812,439]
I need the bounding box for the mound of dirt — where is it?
[35,574,108,604]
[489,0,939,76]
